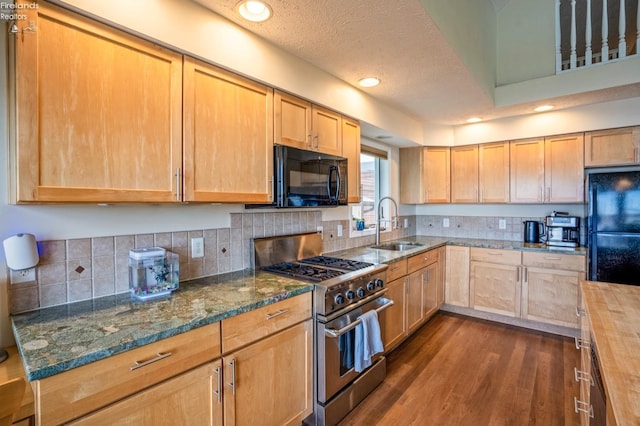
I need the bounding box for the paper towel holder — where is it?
[3,233,39,271]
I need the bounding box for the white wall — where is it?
[497,0,556,85]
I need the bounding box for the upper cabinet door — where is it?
[509,139,545,203]
[311,105,342,156]
[274,90,313,150]
[13,1,183,203]
[183,58,274,203]
[450,145,479,203]
[423,147,451,203]
[584,126,640,167]
[544,133,584,203]
[342,117,361,203]
[479,142,510,203]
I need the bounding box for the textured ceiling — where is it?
[191,0,640,142]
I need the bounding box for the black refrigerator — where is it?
[588,170,640,285]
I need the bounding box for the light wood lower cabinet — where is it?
[222,320,313,426]
[470,252,522,318]
[381,276,407,351]
[68,361,223,426]
[406,269,425,333]
[445,246,470,307]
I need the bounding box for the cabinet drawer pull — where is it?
[265,309,289,320]
[487,252,503,256]
[543,256,561,260]
[130,352,172,371]
[574,337,590,350]
[573,396,594,418]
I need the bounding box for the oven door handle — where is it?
[324,298,394,338]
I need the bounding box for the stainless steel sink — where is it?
[371,241,424,251]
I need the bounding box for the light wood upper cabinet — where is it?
[274,90,313,150]
[183,58,274,203]
[13,1,183,203]
[274,91,342,156]
[544,133,584,203]
[584,126,640,167]
[451,145,479,203]
[510,138,545,203]
[510,134,584,203]
[342,117,361,203]
[400,147,450,204]
[479,142,510,203]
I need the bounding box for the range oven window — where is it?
[339,328,356,376]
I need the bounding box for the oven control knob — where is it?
[375,278,384,288]
[357,287,366,298]
[367,281,375,291]
[346,290,356,300]
[334,294,345,305]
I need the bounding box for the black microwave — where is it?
[249,145,348,208]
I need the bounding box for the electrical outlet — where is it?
[10,268,36,284]
[499,219,507,229]
[191,237,204,258]
[404,218,409,228]
[337,224,343,237]
[443,218,450,228]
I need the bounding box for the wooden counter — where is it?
[0,346,34,424]
[581,281,640,424]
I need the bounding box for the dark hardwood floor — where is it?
[339,312,581,426]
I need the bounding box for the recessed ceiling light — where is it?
[358,77,380,88]
[237,1,272,22]
[467,117,482,123]
[534,105,554,112]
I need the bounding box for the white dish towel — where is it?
[354,309,384,373]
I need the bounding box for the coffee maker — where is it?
[544,212,580,248]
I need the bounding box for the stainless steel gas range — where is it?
[254,233,392,426]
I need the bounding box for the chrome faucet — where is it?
[376,196,398,245]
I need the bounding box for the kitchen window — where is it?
[350,145,389,237]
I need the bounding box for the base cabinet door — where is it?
[445,246,470,307]
[423,262,439,319]
[522,267,580,328]
[406,270,424,333]
[223,320,313,426]
[69,361,223,426]
[380,277,407,351]
[470,261,521,317]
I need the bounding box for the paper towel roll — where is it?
[3,233,39,270]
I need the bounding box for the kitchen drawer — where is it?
[470,247,521,266]
[34,322,221,426]
[522,251,586,272]
[386,259,408,282]
[407,248,440,273]
[222,292,311,353]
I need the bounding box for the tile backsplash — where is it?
[8,211,584,313]
[8,211,413,314]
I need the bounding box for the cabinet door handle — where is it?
[268,176,274,202]
[576,306,586,317]
[574,367,594,386]
[523,267,528,282]
[228,359,236,395]
[573,397,594,418]
[265,309,289,320]
[314,134,320,149]
[214,366,222,403]
[516,267,520,282]
[175,168,181,201]
[574,337,590,350]
[130,352,172,371]
[307,134,313,149]
[546,187,550,202]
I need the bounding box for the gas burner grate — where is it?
[262,262,345,282]
[298,256,373,271]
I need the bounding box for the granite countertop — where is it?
[12,235,585,382]
[11,270,313,382]
[581,281,640,424]
[328,236,586,264]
